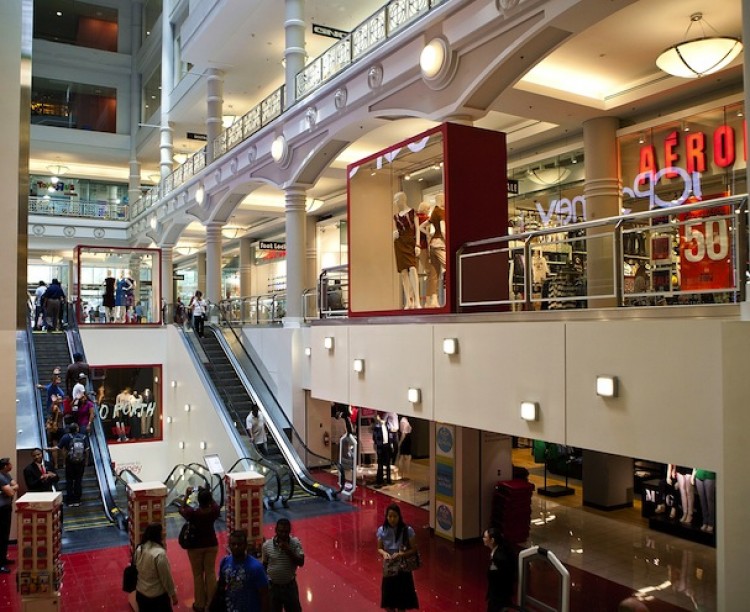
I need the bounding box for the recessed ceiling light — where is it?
[56,11,63,16]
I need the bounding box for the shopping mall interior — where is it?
[1,0,749,610]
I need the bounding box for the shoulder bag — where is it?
[399,526,421,572]
[122,546,139,593]
[178,520,197,550]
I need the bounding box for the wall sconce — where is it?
[323,336,334,351]
[184,404,191,412]
[304,347,311,357]
[199,441,207,450]
[166,416,173,424]
[271,135,288,164]
[195,184,205,205]
[407,388,421,404]
[171,380,177,388]
[520,401,539,422]
[596,376,619,398]
[353,359,365,373]
[442,338,458,355]
[178,441,185,449]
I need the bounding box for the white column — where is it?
[583,116,621,307]
[239,237,253,297]
[305,215,318,317]
[129,2,142,205]
[160,245,174,312]
[206,68,224,164]
[284,0,306,108]
[204,222,223,304]
[284,186,307,322]
[196,252,206,295]
[159,0,174,179]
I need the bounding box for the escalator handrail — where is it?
[24,321,52,454]
[185,462,225,508]
[211,316,343,497]
[66,310,124,527]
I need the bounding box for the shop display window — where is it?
[92,364,163,443]
[74,246,161,325]
[347,122,508,315]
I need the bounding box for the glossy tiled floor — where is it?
[0,455,714,611]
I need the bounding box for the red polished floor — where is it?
[0,485,687,611]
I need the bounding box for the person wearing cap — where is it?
[69,373,95,434]
[65,353,90,398]
[0,457,19,573]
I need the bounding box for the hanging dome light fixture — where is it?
[656,12,742,79]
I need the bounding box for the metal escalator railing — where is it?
[207,309,343,500]
[66,306,126,529]
[23,319,51,454]
[225,457,288,510]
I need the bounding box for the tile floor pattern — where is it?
[0,456,714,611]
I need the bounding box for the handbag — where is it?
[122,546,139,593]
[178,521,197,550]
[399,551,421,572]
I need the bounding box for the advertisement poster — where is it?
[678,206,733,291]
[434,423,455,541]
[91,365,162,443]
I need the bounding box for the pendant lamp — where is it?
[656,13,742,79]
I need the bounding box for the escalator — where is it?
[28,310,125,530]
[184,320,341,503]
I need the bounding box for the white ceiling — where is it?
[28,0,744,249]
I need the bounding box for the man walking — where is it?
[52,424,87,506]
[262,518,305,612]
[218,530,269,612]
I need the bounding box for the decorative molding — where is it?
[32,224,45,236]
[334,87,348,110]
[367,65,383,89]
[63,226,76,237]
[93,227,105,239]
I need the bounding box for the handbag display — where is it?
[178,521,197,550]
[122,547,139,593]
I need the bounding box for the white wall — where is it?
[81,326,242,481]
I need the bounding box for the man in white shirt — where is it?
[245,406,268,455]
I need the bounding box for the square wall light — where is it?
[353,359,365,373]
[323,336,334,351]
[596,376,619,398]
[520,401,538,422]
[304,347,311,357]
[442,338,458,355]
[184,404,191,412]
[407,388,421,404]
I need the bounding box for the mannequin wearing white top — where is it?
[392,192,421,309]
[424,194,446,308]
[397,416,413,476]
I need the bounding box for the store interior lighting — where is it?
[221,226,244,240]
[527,166,571,186]
[656,13,742,78]
[222,115,237,128]
[40,255,63,264]
[173,152,188,164]
[47,164,68,178]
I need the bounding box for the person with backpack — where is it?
[52,423,87,506]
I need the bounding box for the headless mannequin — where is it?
[102,269,116,322]
[416,201,431,306]
[424,194,446,308]
[397,416,413,477]
[392,192,420,309]
[668,464,694,524]
[691,468,716,533]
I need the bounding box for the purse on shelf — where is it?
[122,547,139,593]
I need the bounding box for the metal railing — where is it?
[29,196,129,221]
[458,196,748,311]
[212,294,286,325]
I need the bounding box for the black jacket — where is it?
[23,460,59,492]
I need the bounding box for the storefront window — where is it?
[75,246,161,325]
[34,0,119,52]
[317,218,348,270]
[175,267,197,301]
[93,365,162,443]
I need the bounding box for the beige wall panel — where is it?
[433,322,567,443]
[310,326,350,404]
[566,320,722,468]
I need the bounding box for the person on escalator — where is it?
[246,406,268,456]
[65,353,90,398]
[189,290,208,338]
[51,423,87,506]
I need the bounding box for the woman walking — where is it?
[377,502,419,611]
[179,487,221,612]
[135,522,178,611]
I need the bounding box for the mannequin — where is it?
[667,464,694,524]
[531,250,550,285]
[372,412,395,487]
[691,468,715,533]
[102,270,116,322]
[392,192,420,309]
[424,193,446,308]
[397,415,413,477]
[115,271,134,323]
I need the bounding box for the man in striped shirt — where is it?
[261,518,305,612]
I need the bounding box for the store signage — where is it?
[507,179,519,194]
[623,167,703,210]
[312,23,349,39]
[259,241,286,251]
[173,274,185,280]
[678,206,733,291]
[535,196,587,225]
[637,124,747,180]
[187,132,207,141]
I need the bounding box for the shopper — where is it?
[483,527,515,612]
[23,448,58,493]
[52,423,87,506]
[0,457,19,573]
[33,280,47,329]
[376,502,419,611]
[216,530,269,612]
[262,518,305,612]
[179,487,220,612]
[135,522,178,611]
[65,353,90,398]
[189,290,208,338]
[245,406,268,456]
[42,278,66,331]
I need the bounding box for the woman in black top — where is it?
[483,527,515,612]
[179,488,220,612]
